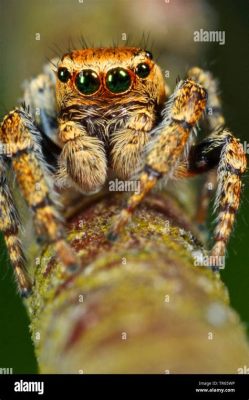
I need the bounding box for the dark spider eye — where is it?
[145,50,153,60]
[75,70,100,95]
[135,63,151,78]
[58,67,71,83]
[106,68,131,93]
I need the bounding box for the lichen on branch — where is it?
[25,191,249,373]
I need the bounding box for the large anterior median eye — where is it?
[106,68,131,93]
[75,70,100,95]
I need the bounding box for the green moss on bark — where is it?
[25,192,249,373]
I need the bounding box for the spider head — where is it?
[55,47,166,112]
[55,48,166,192]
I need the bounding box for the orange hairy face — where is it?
[55,47,166,109]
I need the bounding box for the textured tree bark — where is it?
[25,189,249,373]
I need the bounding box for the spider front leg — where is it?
[186,129,247,259]
[0,108,79,295]
[108,79,207,239]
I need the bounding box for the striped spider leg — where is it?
[108,75,247,266]
[0,108,79,296]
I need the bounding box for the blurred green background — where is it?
[0,0,248,373]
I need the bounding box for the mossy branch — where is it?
[25,191,249,373]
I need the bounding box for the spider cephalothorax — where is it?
[56,47,166,191]
[0,47,246,296]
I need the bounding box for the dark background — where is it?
[0,0,248,373]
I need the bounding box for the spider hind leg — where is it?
[188,130,247,259]
[0,159,31,296]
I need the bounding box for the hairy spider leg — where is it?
[0,108,79,295]
[108,79,207,240]
[180,129,247,259]
[187,67,225,224]
[0,158,31,296]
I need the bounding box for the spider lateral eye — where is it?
[145,50,153,60]
[58,67,71,83]
[135,63,151,78]
[106,68,131,94]
[75,70,100,95]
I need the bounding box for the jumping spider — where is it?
[0,47,246,296]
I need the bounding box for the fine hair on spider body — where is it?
[0,46,246,295]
